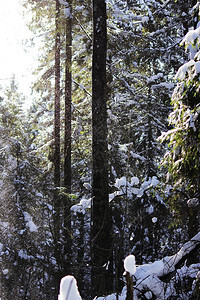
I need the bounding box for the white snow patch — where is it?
[64,8,71,18]
[130,176,139,186]
[124,255,136,275]
[83,182,92,190]
[151,176,160,186]
[2,269,9,275]
[194,50,200,60]
[23,212,38,232]
[109,191,122,201]
[75,6,84,12]
[59,0,68,5]
[115,176,127,188]
[152,217,158,223]
[18,249,27,259]
[58,275,82,300]
[175,60,195,80]
[36,192,43,198]
[181,27,200,46]
[142,16,149,23]
[147,260,164,275]
[194,61,200,74]
[109,192,115,201]
[0,221,9,229]
[144,291,152,299]
[97,233,200,299]
[146,204,154,214]
[79,198,91,210]
[152,82,174,90]
[7,155,17,171]
[147,73,163,84]
[130,151,145,161]
[71,198,91,214]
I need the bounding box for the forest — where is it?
[0,0,200,299]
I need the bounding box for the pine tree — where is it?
[53,2,62,284]
[63,0,72,276]
[91,0,113,297]
[159,5,200,239]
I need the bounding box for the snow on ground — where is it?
[96,232,200,299]
[57,233,200,299]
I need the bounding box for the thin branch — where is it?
[72,80,92,97]
[73,14,92,41]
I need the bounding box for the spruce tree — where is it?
[91,0,113,297]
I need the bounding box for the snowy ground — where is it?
[58,232,200,300]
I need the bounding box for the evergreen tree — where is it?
[0,80,56,299]
[53,1,62,278]
[91,0,113,297]
[63,0,73,276]
[159,6,200,239]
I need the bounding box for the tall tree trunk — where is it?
[63,0,72,274]
[54,0,61,269]
[91,0,113,297]
[64,0,72,190]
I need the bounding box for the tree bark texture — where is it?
[126,272,133,300]
[54,0,61,270]
[54,0,61,189]
[64,0,72,191]
[63,0,72,275]
[91,0,113,297]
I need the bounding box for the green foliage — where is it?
[159,39,200,197]
[158,21,200,240]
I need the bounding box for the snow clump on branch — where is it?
[58,275,82,300]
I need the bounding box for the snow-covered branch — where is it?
[162,231,200,275]
[95,233,200,299]
[133,232,200,299]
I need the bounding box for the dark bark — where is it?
[63,0,72,275]
[64,1,72,191]
[54,0,61,270]
[91,0,113,297]
[54,0,61,189]
[77,212,85,297]
[126,272,133,300]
